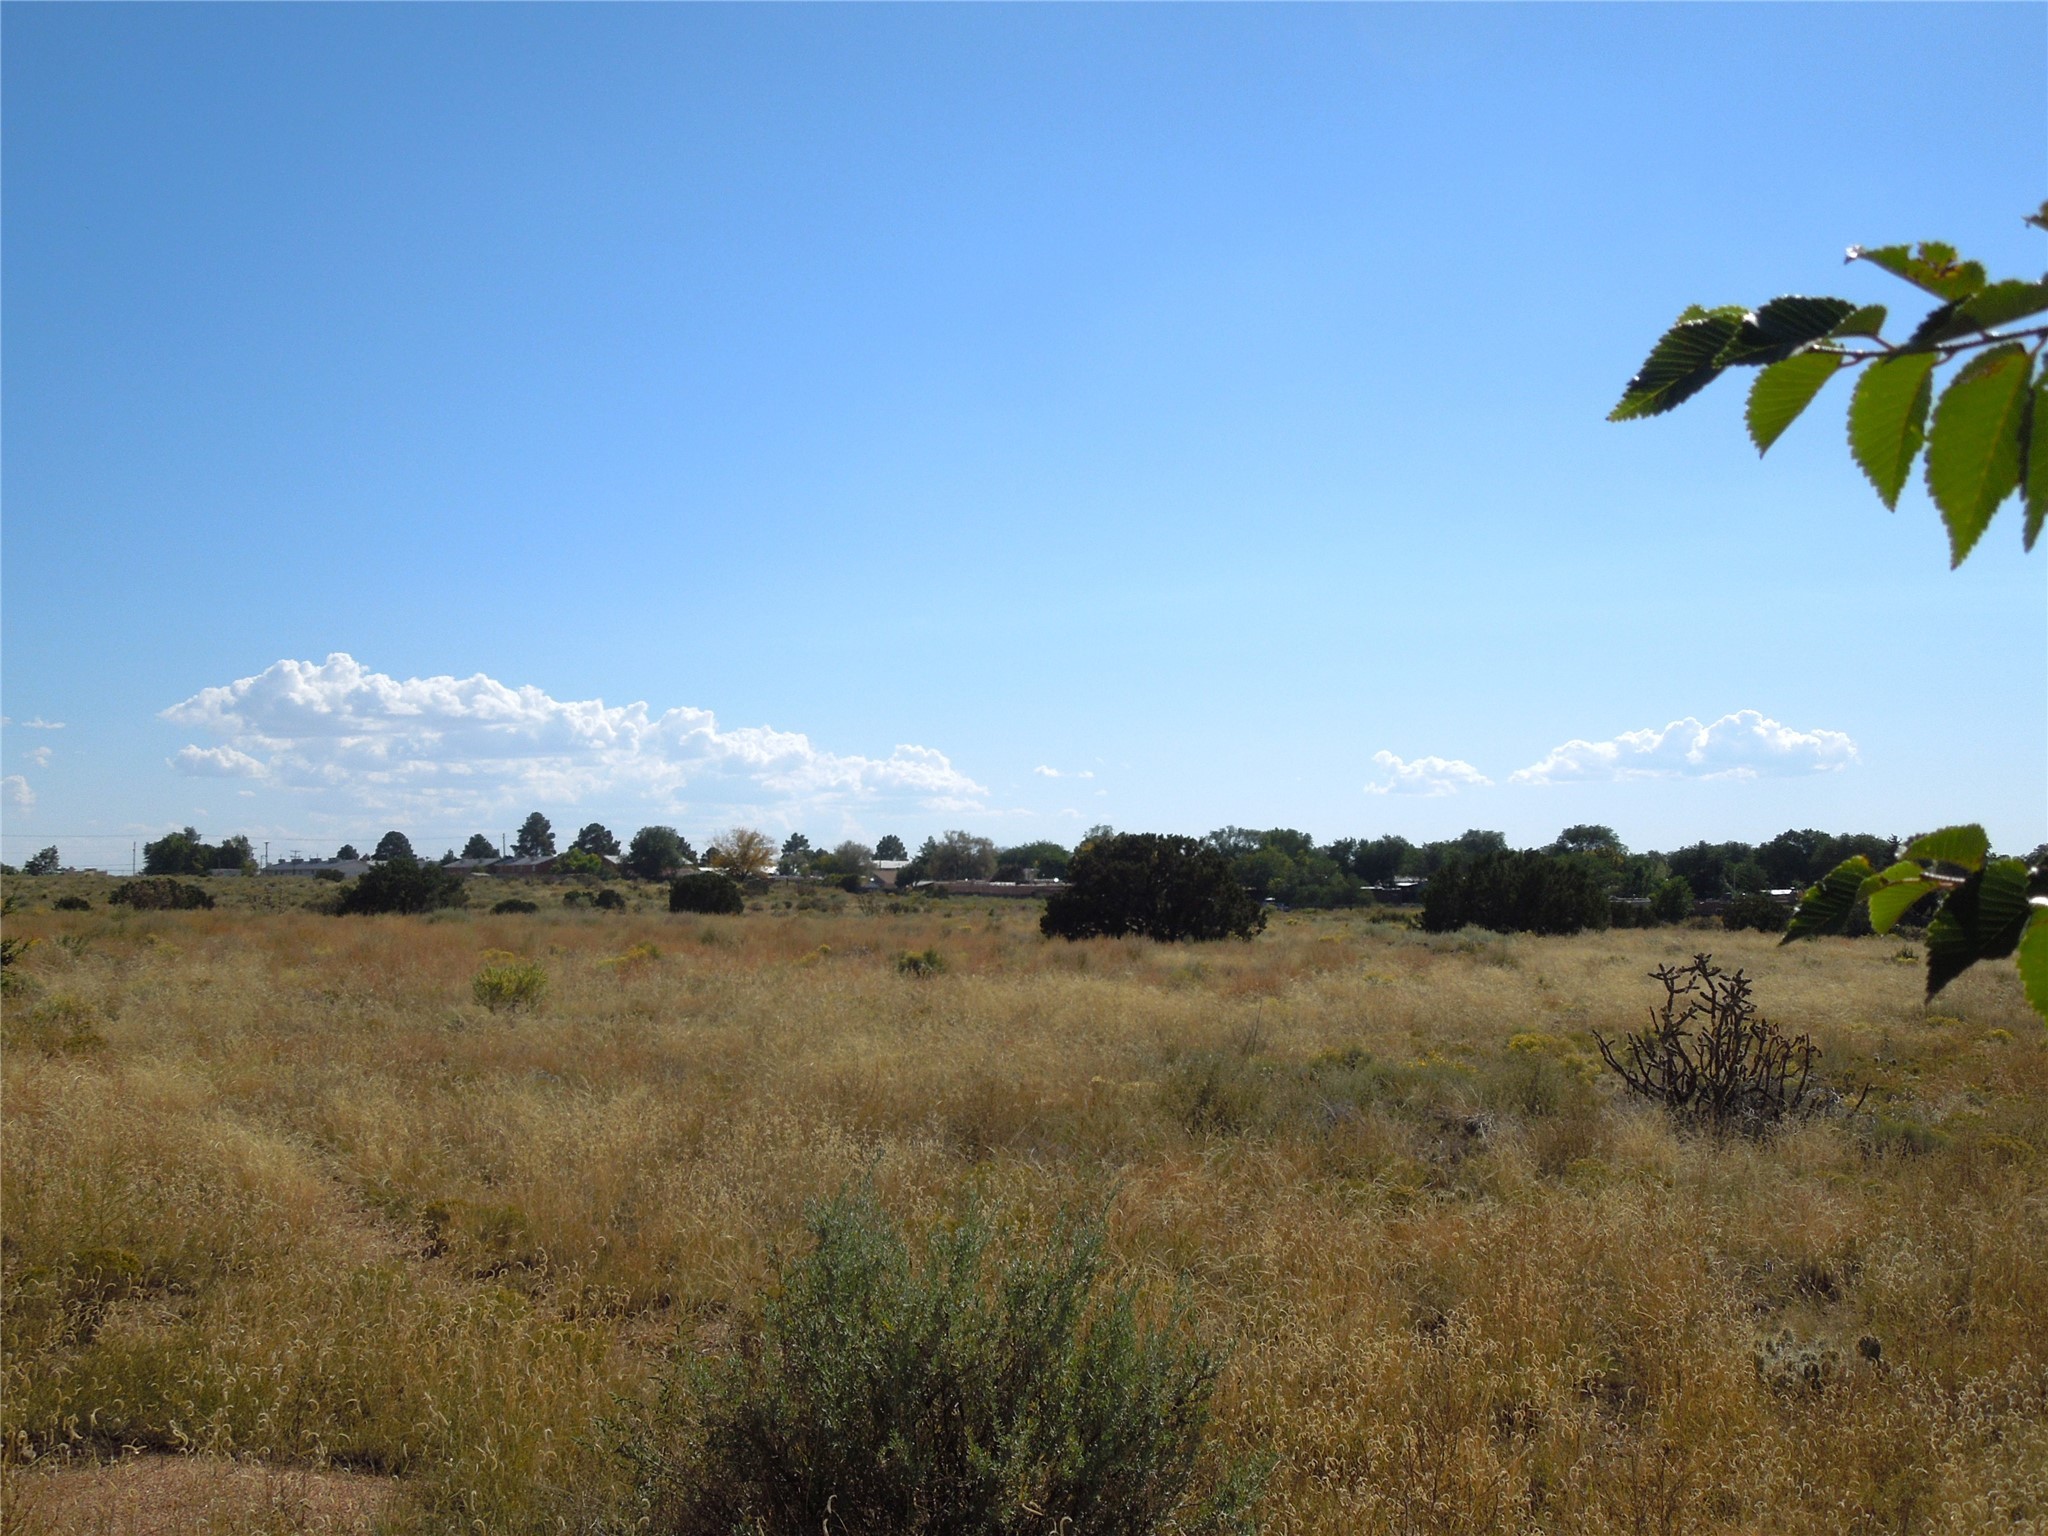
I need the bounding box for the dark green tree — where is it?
[995,841,1071,881]
[778,833,816,876]
[924,831,997,882]
[142,827,210,875]
[573,822,621,857]
[462,833,500,860]
[513,813,555,858]
[1614,206,2048,1019]
[336,860,468,916]
[1421,849,1611,937]
[1649,875,1695,924]
[373,830,415,863]
[671,871,745,915]
[874,834,908,862]
[334,844,361,861]
[627,826,695,881]
[1042,834,1266,943]
[23,846,60,876]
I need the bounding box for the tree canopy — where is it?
[374,830,415,863]
[513,813,556,859]
[462,833,499,860]
[873,834,907,862]
[626,825,695,882]
[573,822,621,857]
[707,827,775,880]
[1042,833,1265,943]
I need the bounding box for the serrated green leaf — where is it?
[1904,824,1989,871]
[1954,278,2048,331]
[1905,300,1965,348]
[1784,856,1874,943]
[1717,296,1857,366]
[2026,376,2047,552]
[1926,343,2031,565]
[1851,242,1987,301]
[1926,859,2034,998]
[1610,310,1744,421]
[1831,304,1887,339]
[1858,861,1942,934]
[1848,352,1937,508]
[1746,352,1843,454]
[2018,910,2048,1025]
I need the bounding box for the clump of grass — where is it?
[896,947,946,978]
[619,1186,1261,1536]
[471,951,547,1012]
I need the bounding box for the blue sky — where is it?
[4,4,2043,868]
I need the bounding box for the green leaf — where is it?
[1857,861,1942,934]
[1953,278,2048,331]
[1904,824,1989,871]
[1925,344,2031,565]
[2018,910,2048,1026]
[1610,308,1744,421]
[1830,304,1887,339]
[1847,352,1937,508]
[1717,296,1857,366]
[2026,376,2047,553]
[1783,856,1874,943]
[1746,353,1843,454]
[1850,241,1987,301]
[1926,858,2034,998]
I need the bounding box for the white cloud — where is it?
[1508,711,1857,785]
[2,775,33,809]
[24,747,52,768]
[163,653,987,819]
[1033,765,1095,779]
[18,718,64,730]
[1364,751,1493,796]
[172,745,269,778]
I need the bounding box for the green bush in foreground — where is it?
[621,1188,1259,1536]
[472,952,547,1012]
[669,872,743,915]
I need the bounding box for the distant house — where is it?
[913,878,1063,899]
[439,857,503,876]
[261,858,373,878]
[871,859,912,888]
[1364,877,1428,905]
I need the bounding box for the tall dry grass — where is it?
[3,885,2044,1532]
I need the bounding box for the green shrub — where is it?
[896,947,947,978]
[1649,875,1695,924]
[52,896,91,912]
[313,868,347,883]
[619,1187,1259,1536]
[491,897,539,915]
[108,878,215,911]
[1722,891,1792,933]
[1421,849,1609,936]
[594,887,628,911]
[472,952,547,1012]
[1042,834,1265,943]
[563,889,595,908]
[335,859,469,916]
[670,872,744,915]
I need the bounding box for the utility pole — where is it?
[131,841,137,875]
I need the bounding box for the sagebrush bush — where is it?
[621,1188,1260,1536]
[669,872,743,915]
[896,947,947,978]
[492,897,539,914]
[471,952,547,1012]
[107,878,214,911]
[51,896,91,912]
[595,888,627,911]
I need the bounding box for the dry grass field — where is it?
[3,877,2044,1534]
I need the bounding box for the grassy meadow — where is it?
[3,875,2045,1533]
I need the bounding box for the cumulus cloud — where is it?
[162,653,987,819]
[1364,751,1494,796]
[2,775,33,809]
[172,745,268,778]
[24,747,52,768]
[1508,711,1857,785]
[1033,765,1095,780]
